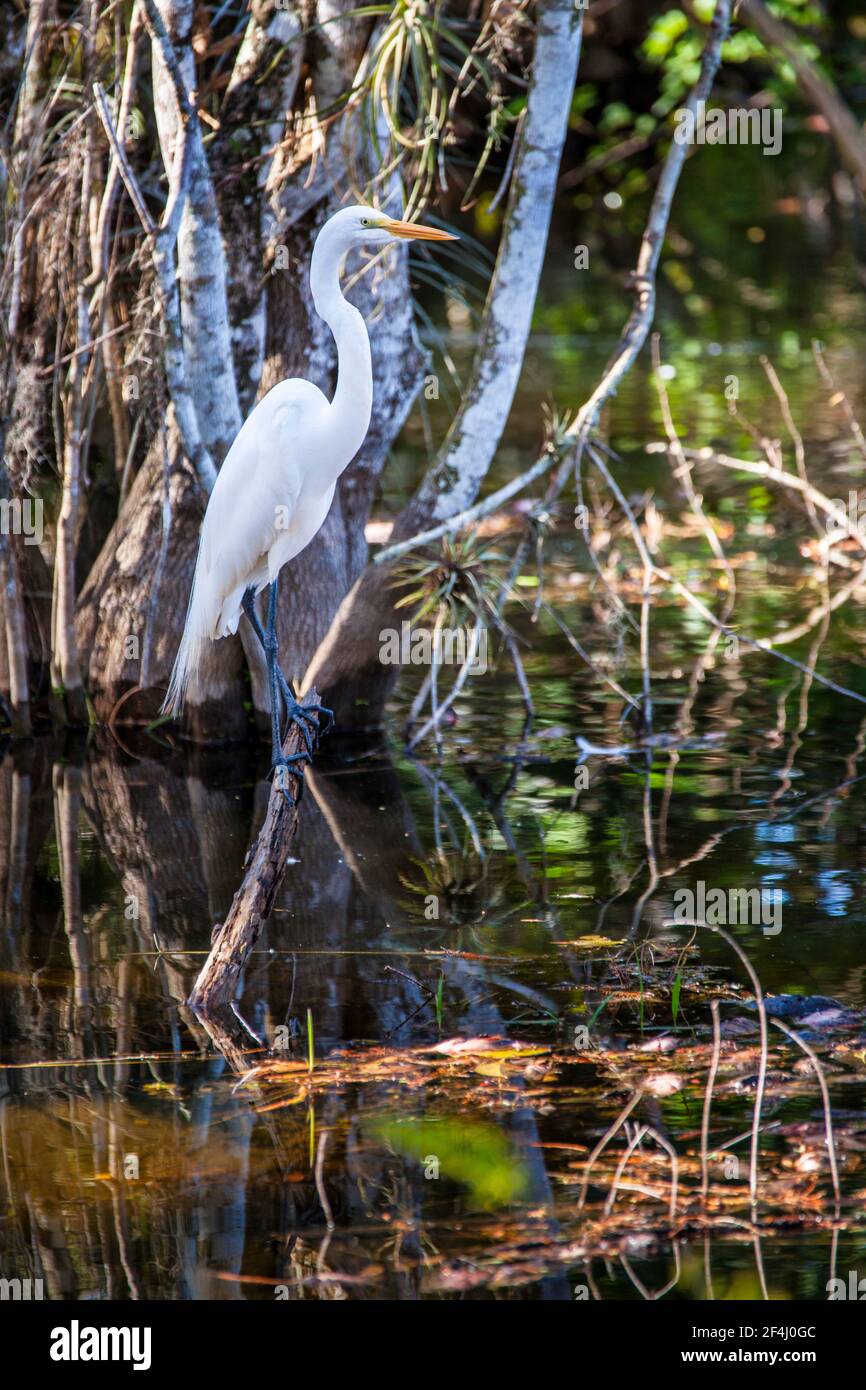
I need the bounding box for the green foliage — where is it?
[374,1115,530,1207]
[340,0,528,221]
[390,532,507,628]
[571,0,849,204]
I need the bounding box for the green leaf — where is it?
[374,1116,529,1208]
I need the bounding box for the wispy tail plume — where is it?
[162,566,211,717]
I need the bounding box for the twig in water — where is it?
[315,1130,335,1232]
[578,1087,644,1210]
[651,333,735,594]
[760,355,819,534]
[546,604,641,712]
[642,1124,680,1223]
[812,341,866,459]
[665,919,768,1208]
[701,999,722,1201]
[604,1124,647,1216]
[621,1242,682,1301]
[771,1016,841,1212]
[188,690,323,1020]
[382,965,435,1038]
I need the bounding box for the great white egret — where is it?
[163,204,456,797]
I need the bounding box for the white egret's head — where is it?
[325,204,458,250]
[310,204,458,315]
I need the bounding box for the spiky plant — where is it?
[390,531,510,630]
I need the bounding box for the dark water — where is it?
[3,147,866,1301]
[3,599,866,1299]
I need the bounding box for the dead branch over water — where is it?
[188,690,322,1027]
[2,0,866,1305]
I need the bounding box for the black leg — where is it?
[241,585,334,742]
[264,581,307,804]
[241,588,268,655]
[243,579,333,806]
[265,580,283,762]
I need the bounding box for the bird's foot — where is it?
[283,694,334,754]
[273,663,334,742]
[271,752,310,807]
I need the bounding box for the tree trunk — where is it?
[151,0,241,460]
[51,288,89,725]
[218,0,305,416]
[74,0,423,738]
[0,522,33,735]
[303,0,584,728]
[76,0,251,731]
[75,425,248,738]
[50,34,96,729]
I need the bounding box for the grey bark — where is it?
[151,0,242,460]
[302,0,584,727]
[77,1,423,736]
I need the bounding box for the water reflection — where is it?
[6,131,866,1298]
[3,614,866,1299]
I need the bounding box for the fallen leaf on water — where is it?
[374,1116,529,1208]
[644,1073,684,1097]
[553,936,624,949]
[800,1009,847,1028]
[430,1037,547,1059]
[638,1036,678,1054]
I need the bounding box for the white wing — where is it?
[163,378,328,714]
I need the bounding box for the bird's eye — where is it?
[360,218,369,226]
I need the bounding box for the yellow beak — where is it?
[381,218,458,242]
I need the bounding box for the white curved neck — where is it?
[310,231,373,464]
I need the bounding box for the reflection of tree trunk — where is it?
[51,296,89,725]
[53,761,102,1059]
[81,735,254,1029]
[0,519,53,715]
[0,746,34,950]
[186,1055,254,1301]
[26,1196,77,1300]
[84,749,250,933]
[0,486,31,734]
[107,952,144,1299]
[0,741,55,1060]
[152,0,242,463]
[303,753,567,1286]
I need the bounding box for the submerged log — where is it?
[188,688,322,1021]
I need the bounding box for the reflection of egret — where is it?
[164,205,456,796]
